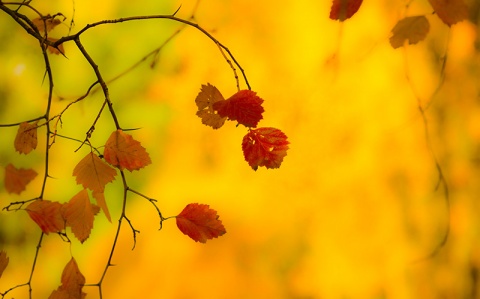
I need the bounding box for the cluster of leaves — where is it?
[195,84,289,170]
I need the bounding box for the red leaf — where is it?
[0,251,8,279]
[4,164,37,194]
[329,0,363,21]
[428,0,468,26]
[73,152,117,192]
[14,121,38,154]
[242,127,289,170]
[104,130,152,171]
[176,203,226,243]
[61,189,100,243]
[389,16,430,49]
[213,90,264,128]
[26,200,65,234]
[49,258,86,299]
[195,83,227,129]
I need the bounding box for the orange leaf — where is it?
[4,164,37,194]
[92,191,111,222]
[61,189,100,243]
[212,90,264,128]
[14,121,38,154]
[176,203,226,243]
[389,16,430,49]
[329,0,363,21]
[47,38,65,55]
[49,258,86,299]
[195,83,227,129]
[32,17,62,32]
[242,127,289,170]
[73,152,117,192]
[26,200,65,234]
[428,0,468,26]
[104,130,152,171]
[0,251,9,279]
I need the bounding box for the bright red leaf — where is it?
[213,89,264,128]
[176,203,226,243]
[14,121,38,154]
[73,152,117,192]
[329,0,363,21]
[104,130,152,171]
[4,164,37,194]
[390,16,430,49]
[61,189,100,243]
[428,0,468,26]
[195,83,227,129]
[49,258,86,299]
[242,127,289,170]
[0,251,8,279]
[26,200,65,234]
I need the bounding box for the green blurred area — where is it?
[1,0,480,298]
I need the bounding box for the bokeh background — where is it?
[1,0,480,298]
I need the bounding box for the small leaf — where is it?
[92,191,111,222]
[212,90,264,128]
[4,164,37,194]
[176,203,226,243]
[47,38,65,55]
[0,251,9,279]
[14,121,38,154]
[329,0,363,21]
[49,258,86,299]
[73,152,117,192]
[26,200,65,234]
[389,16,430,49]
[242,127,289,170]
[428,0,468,26]
[104,130,152,171]
[32,17,62,32]
[61,189,100,243]
[195,83,227,129]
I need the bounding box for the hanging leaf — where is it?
[4,164,37,194]
[47,38,65,55]
[242,127,289,170]
[195,83,227,129]
[0,251,9,279]
[212,90,264,128]
[389,16,430,49]
[32,17,62,32]
[14,121,38,154]
[329,0,363,21]
[92,191,111,222]
[104,130,152,171]
[428,0,468,26]
[176,203,226,243]
[73,152,117,192]
[61,189,100,243]
[49,258,86,299]
[26,200,65,234]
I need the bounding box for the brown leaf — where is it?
[32,17,62,32]
[26,200,65,234]
[47,38,65,55]
[61,189,100,243]
[49,258,86,299]
[0,251,9,279]
[389,16,430,49]
[195,83,227,129]
[104,130,152,171]
[92,191,111,222]
[428,0,468,26]
[73,152,117,192]
[4,164,37,194]
[14,121,38,154]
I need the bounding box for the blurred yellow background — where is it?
[1,0,480,298]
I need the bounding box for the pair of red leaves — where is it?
[195,84,289,170]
